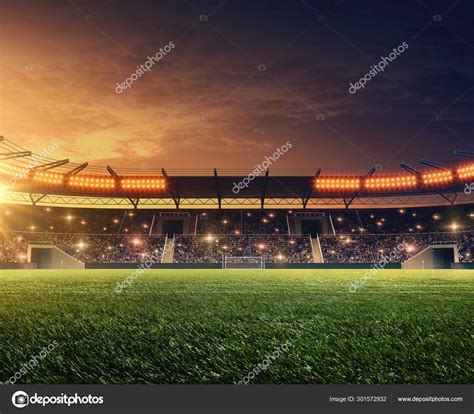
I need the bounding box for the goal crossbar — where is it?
[223,256,265,269]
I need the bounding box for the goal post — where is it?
[223,256,265,269]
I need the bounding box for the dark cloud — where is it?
[0,0,473,172]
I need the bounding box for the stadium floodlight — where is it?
[315,178,360,190]
[422,170,453,184]
[365,175,417,189]
[457,164,474,179]
[68,175,115,189]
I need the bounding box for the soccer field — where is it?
[0,269,472,384]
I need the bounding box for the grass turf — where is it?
[0,269,472,384]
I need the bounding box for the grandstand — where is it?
[0,205,472,268]
[0,138,473,269]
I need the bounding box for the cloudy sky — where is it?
[0,0,473,172]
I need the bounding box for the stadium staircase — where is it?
[161,234,175,263]
[310,235,324,263]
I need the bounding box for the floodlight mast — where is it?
[418,159,448,170]
[67,163,88,175]
[454,150,474,158]
[32,159,69,171]
[400,162,421,176]
[0,151,32,160]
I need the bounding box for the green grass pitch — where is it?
[0,269,472,384]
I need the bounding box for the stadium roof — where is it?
[1,137,473,209]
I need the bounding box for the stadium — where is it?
[0,137,473,384]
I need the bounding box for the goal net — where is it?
[224,256,265,269]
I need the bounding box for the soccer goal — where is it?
[223,256,265,269]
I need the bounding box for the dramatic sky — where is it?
[1,0,473,171]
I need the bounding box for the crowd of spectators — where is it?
[173,234,313,263]
[329,206,472,235]
[319,231,473,263]
[196,211,288,234]
[0,205,472,264]
[0,232,166,263]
